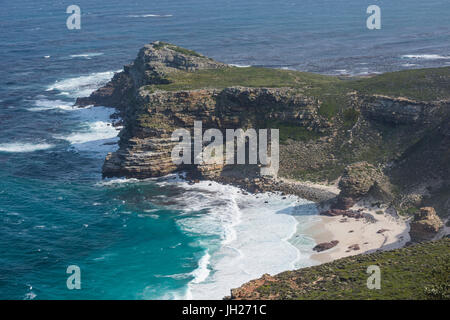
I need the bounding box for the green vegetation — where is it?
[145,65,450,103]
[343,108,360,128]
[153,41,204,57]
[351,67,450,101]
[242,239,450,300]
[265,120,323,143]
[146,66,339,92]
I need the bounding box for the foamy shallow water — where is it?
[3,66,321,300]
[154,178,319,300]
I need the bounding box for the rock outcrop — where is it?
[76,41,227,109]
[410,207,444,242]
[333,161,393,209]
[75,42,450,221]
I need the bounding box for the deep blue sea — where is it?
[0,0,449,299]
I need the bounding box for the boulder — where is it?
[313,240,339,252]
[336,162,393,207]
[410,207,443,242]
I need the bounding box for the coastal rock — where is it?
[313,240,339,252]
[333,197,355,210]
[73,42,450,219]
[334,162,393,209]
[362,95,443,125]
[76,41,227,108]
[410,207,443,242]
[338,162,392,200]
[319,209,364,219]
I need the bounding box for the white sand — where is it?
[307,201,410,264]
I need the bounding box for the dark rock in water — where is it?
[377,229,389,234]
[410,207,443,242]
[313,240,339,252]
[348,244,360,251]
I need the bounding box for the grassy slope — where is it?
[142,66,450,126]
[232,239,450,300]
[145,66,450,100]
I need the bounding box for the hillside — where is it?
[229,238,450,300]
[76,41,450,221]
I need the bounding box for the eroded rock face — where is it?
[75,41,227,108]
[410,207,443,242]
[362,95,443,125]
[102,87,323,178]
[334,161,393,209]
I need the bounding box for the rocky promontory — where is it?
[76,40,450,233]
[76,41,450,300]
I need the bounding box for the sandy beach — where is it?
[276,178,411,265]
[307,201,410,264]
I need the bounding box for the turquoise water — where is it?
[0,0,449,299]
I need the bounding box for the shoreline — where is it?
[208,175,411,267]
[268,177,411,265]
[307,201,410,264]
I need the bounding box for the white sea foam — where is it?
[159,179,318,300]
[46,70,120,98]
[334,69,350,75]
[0,142,54,153]
[95,178,140,187]
[69,52,104,59]
[53,106,120,155]
[27,99,74,112]
[401,63,418,67]
[401,54,450,60]
[41,70,122,156]
[127,14,173,18]
[230,64,252,68]
[190,252,211,284]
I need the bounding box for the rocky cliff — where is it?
[76,41,450,221]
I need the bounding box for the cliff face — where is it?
[76,41,450,217]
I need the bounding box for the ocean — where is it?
[0,0,449,299]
